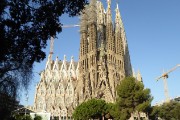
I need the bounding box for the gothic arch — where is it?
[56,83,65,95]
[55,96,64,106]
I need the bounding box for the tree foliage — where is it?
[0,0,87,119]
[11,114,42,120]
[34,115,42,120]
[150,101,180,120]
[148,106,159,120]
[73,98,108,120]
[0,0,88,90]
[0,0,87,97]
[115,77,153,120]
[105,102,117,119]
[73,77,153,120]
[12,114,32,120]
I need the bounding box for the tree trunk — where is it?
[137,111,141,120]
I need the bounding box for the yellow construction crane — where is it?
[156,64,180,102]
[48,24,80,59]
[62,24,80,28]
[49,36,54,60]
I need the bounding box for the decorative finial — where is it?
[116,0,119,8]
[107,0,111,7]
[116,1,119,10]
[56,56,58,60]
[64,55,66,60]
[137,70,143,82]
[132,68,136,78]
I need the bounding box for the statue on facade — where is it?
[99,41,106,62]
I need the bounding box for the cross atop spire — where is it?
[116,0,119,6]
[116,2,119,10]
[107,0,111,8]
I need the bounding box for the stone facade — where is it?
[33,0,137,119]
[76,0,132,104]
[34,56,78,118]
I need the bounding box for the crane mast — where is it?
[48,24,80,60]
[49,36,54,60]
[156,64,180,102]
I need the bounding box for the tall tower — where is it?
[77,0,132,103]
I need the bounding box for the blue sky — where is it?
[20,0,180,106]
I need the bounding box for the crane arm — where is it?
[48,24,79,60]
[49,24,79,54]
[62,24,80,28]
[156,64,180,81]
[156,64,180,103]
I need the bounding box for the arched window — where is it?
[65,97,72,107]
[61,70,67,80]
[67,84,73,95]
[51,90,53,94]
[38,102,43,110]
[37,97,43,110]
[41,89,44,95]
[47,88,51,94]
[56,97,63,105]
[57,84,64,94]
[46,98,53,110]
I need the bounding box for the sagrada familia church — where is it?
[33,0,143,119]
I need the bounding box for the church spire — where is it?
[115,5,126,51]
[106,0,114,53]
[97,1,105,25]
[114,3,124,56]
[79,6,88,60]
[114,2,132,76]
[61,55,67,71]
[137,70,143,83]
[88,0,97,24]
[80,6,88,33]
[132,68,136,78]
[115,3,120,32]
[88,0,97,52]
[106,0,112,24]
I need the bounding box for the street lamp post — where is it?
[25,91,29,118]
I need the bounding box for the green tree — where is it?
[34,115,42,120]
[105,102,117,119]
[73,98,107,120]
[12,114,32,120]
[11,114,43,120]
[149,106,159,120]
[116,77,153,120]
[0,0,88,92]
[0,0,87,119]
[157,101,180,120]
